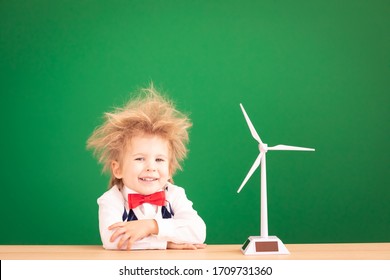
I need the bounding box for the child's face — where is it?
[112,134,171,195]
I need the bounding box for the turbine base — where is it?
[241,236,290,255]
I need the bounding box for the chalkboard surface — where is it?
[0,0,389,245]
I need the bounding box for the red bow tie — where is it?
[128,191,166,209]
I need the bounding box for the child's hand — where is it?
[108,220,158,250]
[167,242,207,250]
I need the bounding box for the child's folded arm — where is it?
[154,187,206,244]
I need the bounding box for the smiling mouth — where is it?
[139,177,158,182]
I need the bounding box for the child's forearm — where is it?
[101,220,167,250]
[107,219,161,250]
[155,216,206,244]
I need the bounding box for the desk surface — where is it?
[1,243,389,260]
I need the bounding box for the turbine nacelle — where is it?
[259,143,268,153]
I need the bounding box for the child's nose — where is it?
[146,161,157,172]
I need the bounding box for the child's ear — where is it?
[168,173,173,183]
[111,160,122,179]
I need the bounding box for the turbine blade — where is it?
[240,103,263,144]
[237,152,263,193]
[268,144,315,151]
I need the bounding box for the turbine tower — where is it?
[237,103,315,255]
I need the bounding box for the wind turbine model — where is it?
[237,103,315,255]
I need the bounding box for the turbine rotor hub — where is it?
[259,143,268,153]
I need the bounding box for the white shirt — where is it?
[97,183,206,250]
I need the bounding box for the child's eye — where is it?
[156,158,165,162]
[135,157,144,161]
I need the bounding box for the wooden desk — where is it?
[1,243,389,260]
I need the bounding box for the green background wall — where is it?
[1,0,389,245]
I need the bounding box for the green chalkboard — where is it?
[0,0,389,245]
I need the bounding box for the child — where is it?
[87,85,206,250]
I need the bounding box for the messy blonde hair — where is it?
[87,84,192,189]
